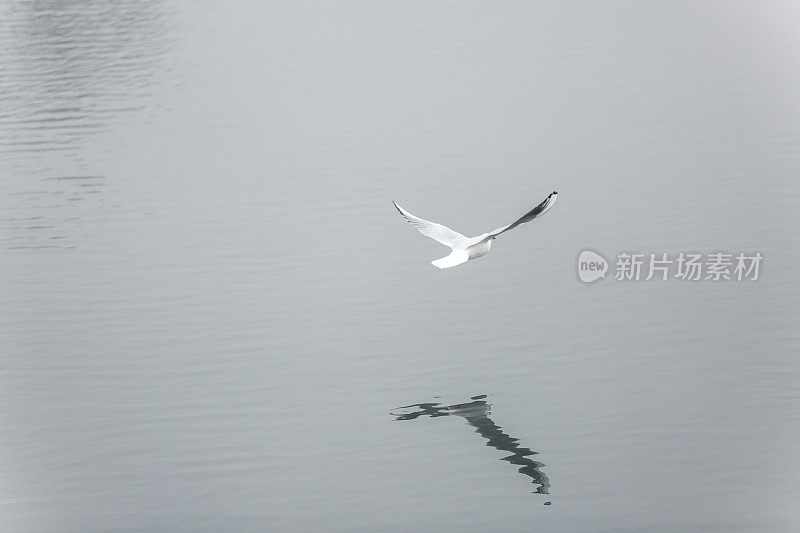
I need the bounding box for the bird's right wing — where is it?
[393,202,467,248]
[487,191,558,239]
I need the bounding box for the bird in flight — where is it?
[393,191,558,269]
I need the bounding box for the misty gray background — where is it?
[2,1,799,531]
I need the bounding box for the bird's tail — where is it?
[432,250,469,269]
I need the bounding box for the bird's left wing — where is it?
[393,201,467,248]
[487,191,558,239]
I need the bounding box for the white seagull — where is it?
[393,191,558,269]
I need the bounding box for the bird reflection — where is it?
[392,395,550,496]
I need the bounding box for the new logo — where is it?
[577,250,608,283]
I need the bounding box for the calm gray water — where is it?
[2,1,799,531]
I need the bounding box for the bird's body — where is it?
[466,239,492,259]
[394,192,557,269]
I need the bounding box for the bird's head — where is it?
[491,236,495,239]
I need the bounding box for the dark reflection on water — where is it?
[392,395,551,497]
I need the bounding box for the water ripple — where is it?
[0,0,175,250]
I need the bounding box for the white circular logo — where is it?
[577,250,608,283]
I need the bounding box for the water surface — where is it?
[2,1,799,531]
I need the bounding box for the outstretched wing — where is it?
[488,191,558,238]
[393,201,467,248]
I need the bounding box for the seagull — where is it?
[393,191,558,269]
